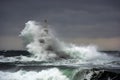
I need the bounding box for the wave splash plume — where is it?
[19,20,111,63]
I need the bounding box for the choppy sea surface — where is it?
[0,50,120,80]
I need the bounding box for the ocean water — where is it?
[0,21,120,80]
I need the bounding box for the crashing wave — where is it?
[0,20,116,63]
[19,20,109,61]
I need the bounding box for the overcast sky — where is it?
[0,0,120,50]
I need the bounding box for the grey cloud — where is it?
[0,0,120,50]
[0,0,120,38]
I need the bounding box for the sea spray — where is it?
[0,20,116,64]
[0,20,115,62]
[19,20,110,62]
[20,21,60,60]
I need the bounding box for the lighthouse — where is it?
[43,19,49,34]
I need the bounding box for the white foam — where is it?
[0,68,69,80]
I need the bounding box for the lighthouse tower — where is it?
[43,19,49,34]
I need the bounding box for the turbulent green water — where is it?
[0,60,120,80]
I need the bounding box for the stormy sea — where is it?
[0,21,120,80]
